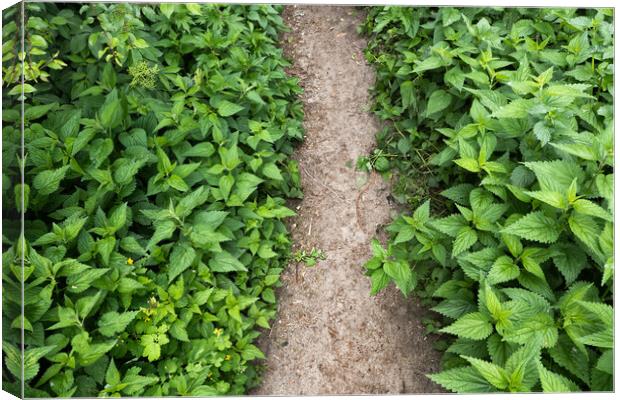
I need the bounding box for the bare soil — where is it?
[252,6,442,395]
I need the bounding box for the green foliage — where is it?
[292,247,326,267]
[2,3,303,397]
[361,6,613,393]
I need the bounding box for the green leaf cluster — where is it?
[361,7,613,393]
[2,3,302,397]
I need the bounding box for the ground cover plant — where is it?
[2,2,303,397]
[361,7,614,392]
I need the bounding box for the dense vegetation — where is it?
[2,3,303,397]
[361,7,613,392]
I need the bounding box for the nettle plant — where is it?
[2,3,303,397]
[362,7,613,392]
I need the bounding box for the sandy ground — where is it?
[252,6,442,395]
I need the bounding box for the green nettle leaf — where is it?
[413,56,444,73]
[440,312,493,340]
[595,174,613,202]
[98,311,139,337]
[400,80,415,107]
[486,334,516,367]
[462,356,510,390]
[537,363,578,392]
[167,174,189,192]
[48,307,80,330]
[159,3,175,18]
[3,341,22,380]
[504,345,540,391]
[428,366,495,393]
[96,237,116,266]
[369,269,390,295]
[383,260,414,295]
[262,163,284,181]
[67,268,109,293]
[168,243,196,283]
[487,256,520,285]
[393,224,415,244]
[185,3,202,15]
[431,214,468,237]
[23,345,56,381]
[25,102,57,120]
[503,313,558,348]
[33,166,70,195]
[501,212,561,244]
[452,227,477,257]
[524,190,566,209]
[532,121,552,145]
[568,212,601,253]
[105,361,121,388]
[444,66,465,91]
[426,90,452,115]
[175,186,209,218]
[572,199,612,221]
[552,244,586,285]
[595,350,613,375]
[208,251,247,272]
[147,220,177,249]
[431,299,476,319]
[548,334,590,385]
[78,340,118,366]
[216,100,244,117]
[218,174,234,200]
[523,160,583,194]
[99,98,123,130]
[169,320,190,342]
[454,157,480,172]
[492,99,530,118]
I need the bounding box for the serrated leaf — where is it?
[523,160,583,194]
[523,190,566,209]
[501,212,560,243]
[503,313,558,348]
[428,366,495,393]
[208,251,247,272]
[216,100,244,117]
[440,312,493,340]
[572,199,612,222]
[383,260,415,295]
[426,90,452,115]
[98,311,139,337]
[487,256,520,285]
[452,227,477,257]
[33,166,70,195]
[537,363,576,392]
[67,268,109,293]
[168,243,196,283]
[462,356,510,389]
[431,214,468,237]
[568,212,600,253]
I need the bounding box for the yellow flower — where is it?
[224,355,231,361]
[214,328,223,337]
[127,257,134,265]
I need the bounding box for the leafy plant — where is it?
[361,7,613,393]
[291,247,326,267]
[2,3,303,397]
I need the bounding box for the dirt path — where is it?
[253,6,441,395]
